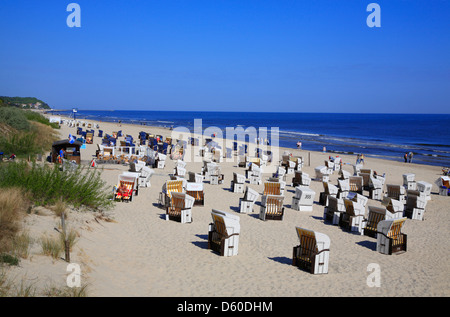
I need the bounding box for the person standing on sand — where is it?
[297,141,302,149]
[404,153,408,163]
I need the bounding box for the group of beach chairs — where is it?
[106,131,446,276]
[319,162,439,258]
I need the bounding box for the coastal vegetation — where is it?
[0,105,107,297]
[0,96,50,109]
[0,107,60,158]
[0,161,112,209]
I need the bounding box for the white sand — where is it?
[6,114,450,297]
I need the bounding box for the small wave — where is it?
[279,130,321,137]
[414,143,450,148]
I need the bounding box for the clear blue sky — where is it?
[1,0,449,113]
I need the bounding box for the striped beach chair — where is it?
[349,176,363,195]
[114,174,137,202]
[385,184,406,204]
[363,206,388,238]
[264,181,281,195]
[376,217,407,255]
[259,195,284,221]
[292,227,330,274]
[339,198,366,234]
[159,179,184,207]
[261,181,281,206]
[165,192,194,223]
[186,182,205,206]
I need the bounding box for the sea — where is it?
[53,110,450,168]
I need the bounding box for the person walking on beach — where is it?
[404,153,408,163]
[297,141,302,149]
[408,151,414,163]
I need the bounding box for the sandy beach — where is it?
[6,114,450,297]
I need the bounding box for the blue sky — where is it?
[0,0,449,113]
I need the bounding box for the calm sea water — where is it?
[56,110,450,167]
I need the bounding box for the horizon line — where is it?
[48,108,450,115]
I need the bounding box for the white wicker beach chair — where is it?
[323,195,345,225]
[156,153,167,169]
[381,196,404,219]
[404,190,427,221]
[369,176,383,200]
[208,209,240,257]
[292,187,316,212]
[362,206,394,238]
[435,176,450,196]
[165,192,195,223]
[319,182,339,206]
[339,198,366,234]
[188,171,204,184]
[376,217,407,255]
[293,227,330,274]
[259,195,284,221]
[416,181,432,200]
[337,178,350,199]
[314,165,329,182]
[231,172,246,193]
[261,181,281,206]
[138,166,154,187]
[385,184,406,204]
[248,163,262,185]
[239,187,260,213]
[403,173,416,190]
[292,171,311,189]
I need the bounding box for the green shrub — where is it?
[23,111,60,129]
[0,162,112,210]
[0,254,19,266]
[0,107,30,131]
[0,132,37,155]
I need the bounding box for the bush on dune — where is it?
[0,161,112,210]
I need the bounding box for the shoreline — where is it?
[45,110,445,171]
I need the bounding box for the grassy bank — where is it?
[0,161,112,210]
[0,107,59,159]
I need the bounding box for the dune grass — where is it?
[0,269,89,297]
[0,161,112,210]
[0,188,30,259]
[0,107,59,159]
[39,235,63,259]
